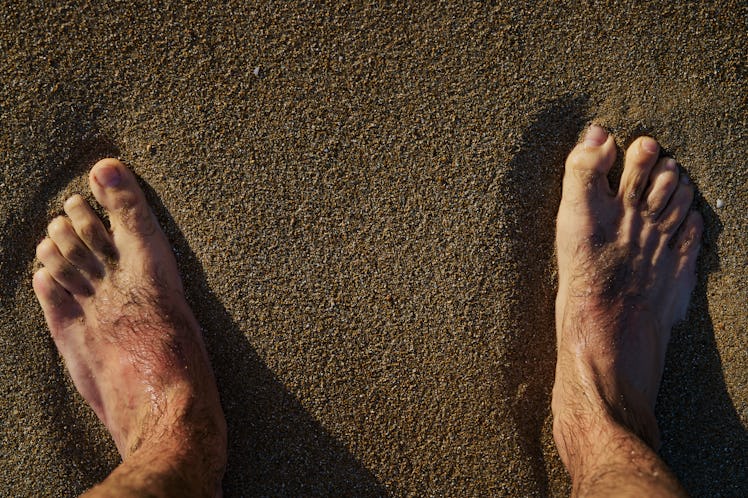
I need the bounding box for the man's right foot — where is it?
[552,126,700,495]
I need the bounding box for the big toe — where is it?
[89,159,161,244]
[561,125,617,208]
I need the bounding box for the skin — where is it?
[552,125,701,497]
[33,159,226,497]
[32,126,700,496]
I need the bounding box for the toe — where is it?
[36,238,93,296]
[619,136,660,205]
[561,125,617,208]
[658,176,695,238]
[48,214,105,279]
[672,211,703,319]
[642,158,679,219]
[89,159,161,244]
[63,194,118,265]
[674,210,703,259]
[32,268,84,333]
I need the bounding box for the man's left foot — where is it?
[33,159,226,495]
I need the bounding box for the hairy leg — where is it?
[552,126,701,497]
[33,159,226,497]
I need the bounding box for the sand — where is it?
[1,1,745,496]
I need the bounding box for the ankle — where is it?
[553,416,685,498]
[552,396,616,477]
[123,424,226,496]
[552,355,661,473]
[92,443,224,498]
[121,384,227,485]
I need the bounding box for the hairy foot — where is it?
[33,159,226,495]
[552,126,702,475]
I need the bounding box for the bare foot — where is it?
[552,126,700,494]
[33,159,226,496]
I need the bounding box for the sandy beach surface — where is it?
[1,1,745,496]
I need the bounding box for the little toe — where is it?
[672,211,703,319]
[674,210,703,258]
[619,136,660,205]
[642,158,679,219]
[562,124,617,208]
[32,268,84,332]
[36,238,93,297]
[47,215,105,279]
[658,177,695,238]
[89,158,161,244]
[63,194,118,264]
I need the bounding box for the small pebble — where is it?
[253,66,260,77]
[716,199,725,208]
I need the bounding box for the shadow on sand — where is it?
[658,196,748,497]
[140,180,388,496]
[499,95,589,496]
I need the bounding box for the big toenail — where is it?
[95,166,121,188]
[641,137,659,154]
[584,125,608,147]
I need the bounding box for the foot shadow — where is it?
[139,181,388,496]
[499,94,590,495]
[657,196,748,497]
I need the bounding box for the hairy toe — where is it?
[561,125,617,208]
[88,158,184,292]
[562,125,616,205]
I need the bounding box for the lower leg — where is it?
[553,363,686,497]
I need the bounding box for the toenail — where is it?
[641,137,659,154]
[584,125,608,147]
[664,158,677,170]
[95,165,121,188]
